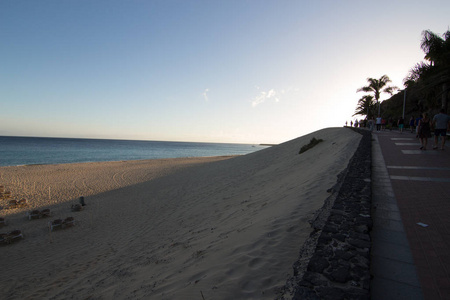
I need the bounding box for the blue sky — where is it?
[1,1,449,144]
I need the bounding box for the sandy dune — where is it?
[0,127,361,299]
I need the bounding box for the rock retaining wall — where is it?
[283,128,373,300]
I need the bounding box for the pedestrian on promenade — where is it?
[389,118,394,131]
[409,116,415,133]
[368,118,374,131]
[376,116,382,131]
[418,112,432,150]
[415,115,422,138]
[432,109,450,150]
[398,117,405,133]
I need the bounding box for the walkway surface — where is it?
[371,129,450,300]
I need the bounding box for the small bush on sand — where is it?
[299,137,323,154]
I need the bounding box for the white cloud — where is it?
[202,88,209,102]
[251,88,278,107]
[251,93,266,107]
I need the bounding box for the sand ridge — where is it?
[0,127,361,299]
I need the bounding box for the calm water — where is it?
[0,136,268,167]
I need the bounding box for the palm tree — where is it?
[421,30,450,66]
[353,95,376,119]
[407,29,450,111]
[357,75,398,116]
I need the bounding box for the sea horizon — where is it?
[0,135,268,167]
[0,134,264,145]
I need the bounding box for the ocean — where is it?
[0,136,268,167]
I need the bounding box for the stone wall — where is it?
[282,128,373,300]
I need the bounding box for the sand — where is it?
[0,127,361,300]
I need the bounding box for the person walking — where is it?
[389,118,395,131]
[368,117,374,131]
[415,115,422,138]
[376,116,382,131]
[432,109,450,150]
[418,112,432,150]
[398,117,405,133]
[409,116,415,133]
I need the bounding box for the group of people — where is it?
[347,109,450,150]
[416,109,450,150]
[347,120,366,128]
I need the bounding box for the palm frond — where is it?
[383,86,398,95]
[356,86,373,93]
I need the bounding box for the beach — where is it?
[0,127,362,300]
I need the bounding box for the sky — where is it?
[1,1,449,144]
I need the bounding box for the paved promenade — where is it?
[371,129,450,300]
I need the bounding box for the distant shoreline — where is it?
[0,136,265,167]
